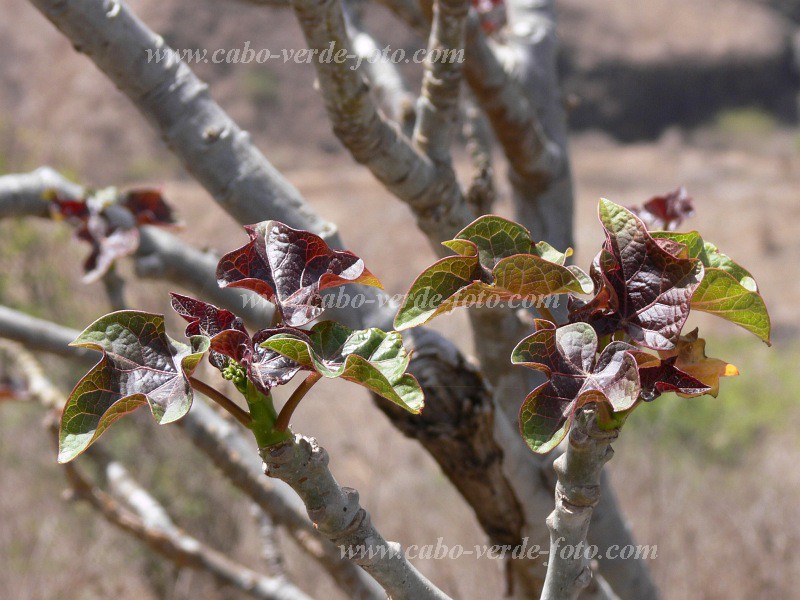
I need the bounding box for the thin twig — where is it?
[100,266,128,311]
[189,376,252,428]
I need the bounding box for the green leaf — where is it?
[691,269,771,344]
[651,231,769,342]
[59,311,208,463]
[395,215,591,330]
[262,321,423,413]
[703,242,758,292]
[452,215,532,268]
[531,241,573,265]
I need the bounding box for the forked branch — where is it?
[289,0,472,243]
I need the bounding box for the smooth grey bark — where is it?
[541,409,617,600]
[344,0,417,134]
[413,0,470,165]
[289,0,473,245]
[261,435,452,600]
[504,0,573,248]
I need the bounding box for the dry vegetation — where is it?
[1,0,799,598]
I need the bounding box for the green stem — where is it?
[275,372,322,432]
[243,381,292,448]
[596,402,635,431]
[597,334,612,352]
[188,377,252,428]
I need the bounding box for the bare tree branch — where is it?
[0,317,384,600]
[413,0,469,164]
[344,0,417,134]
[252,505,287,578]
[374,0,565,229]
[541,408,617,600]
[262,434,452,600]
[100,267,128,311]
[462,98,496,216]
[462,15,562,209]
[501,0,572,248]
[62,458,312,600]
[289,0,472,243]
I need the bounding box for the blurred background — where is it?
[1,0,798,598]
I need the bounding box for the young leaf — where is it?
[637,357,710,401]
[78,217,141,284]
[658,328,739,397]
[571,200,704,350]
[692,270,770,344]
[123,190,179,227]
[629,187,694,231]
[445,216,532,268]
[211,328,305,395]
[217,221,382,327]
[651,231,770,343]
[395,215,591,330]
[59,311,209,463]
[511,320,644,453]
[170,292,304,393]
[261,321,424,414]
[50,188,179,282]
[171,293,248,369]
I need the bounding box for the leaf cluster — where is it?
[59,221,420,461]
[393,197,770,452]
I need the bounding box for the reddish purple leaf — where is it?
[629,187,694,231]
[78,216,141,284]
[170,293,246,338]
[569,200,703,350]
[49,188,179,282]
[170,293,305,393]
[511,320,645,453]
[638,357,710,401]
[50,196,91,220]
[217,221,382,327]
[123,190,179,227]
